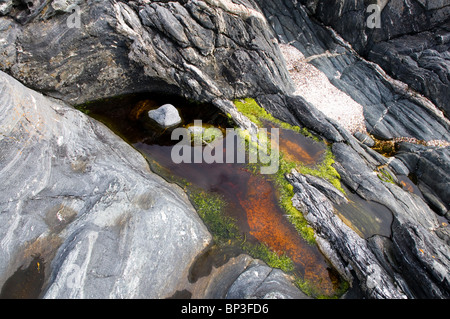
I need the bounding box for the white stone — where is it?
[148,104,182,128]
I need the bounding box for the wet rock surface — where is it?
[0,0,449,299]
[395,142,450,216]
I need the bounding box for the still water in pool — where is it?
[83,94,346,297]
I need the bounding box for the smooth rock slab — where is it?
[0,70,211,298]
[225,260,310,299]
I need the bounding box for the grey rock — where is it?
[0,0,12,16]
[51,0,82,13]
[189,254,256,299]
[225,260,309,299]
[396,143,450,210]
[0,70,212,298]
[175,252,308,299]
[332,143,440,229]
[288,165,450,299]
[354,132,375,148]
[368,27,450,118]
[148,104,182,128]
[213,99,258,134]
[256,94,344,143]
[367,235,416,298]
[286,171,407,299]
[330,141,450,298]
[0,0,448,300]
[0,18,20,71]
[302,174,348,206]
[257,0,450,142]
[418,182,448,217]
[297,0,450,55]
[387,157,410,176]
[291,0,450,118]
[392,217,450,299]
[0,0,294,105]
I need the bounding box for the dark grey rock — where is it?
[256,94,344,143]
[256,0,450,142]
[287,170,407,299]
[302,174,348,206]
[368,27,450,118]
[367,235,416,299]
[291,0,450,118]
[391,217,450,299]
[387,157,410,176]
[330,140,450,298]
[51,0,82,13]
[297,0,450,55]
[0,0,13,16]
[0,0,294,105]
[0,0,448,300]
[418,182,449,217]
[354,132,375,147]
[174,252,307,299]
[288,153,450,299]
[396,143,450,211]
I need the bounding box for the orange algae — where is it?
[239,174,338,297]
[81,94,344,298]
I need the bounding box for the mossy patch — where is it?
[234,98,316,140]
[189,190,240,242]
[295,276,350,299]
[376,167,396,184]
[371,137,397,157]
[241,241,295,273]
[275,156,316,245]
[296,147,344,194]
[233,98,345,244]
[188,187,296,273]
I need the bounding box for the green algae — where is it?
[233,97,345,244]
[189,187,295,274]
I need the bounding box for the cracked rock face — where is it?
[0,0,449,299]
[258,0,450,143]
[296,0,450,119]
[225,259,309,299]
[0,0,293,105]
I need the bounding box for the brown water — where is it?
[82,93,344,297]
[140,144,341,296]
[0,255,45,299]
[1,93,401,298]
